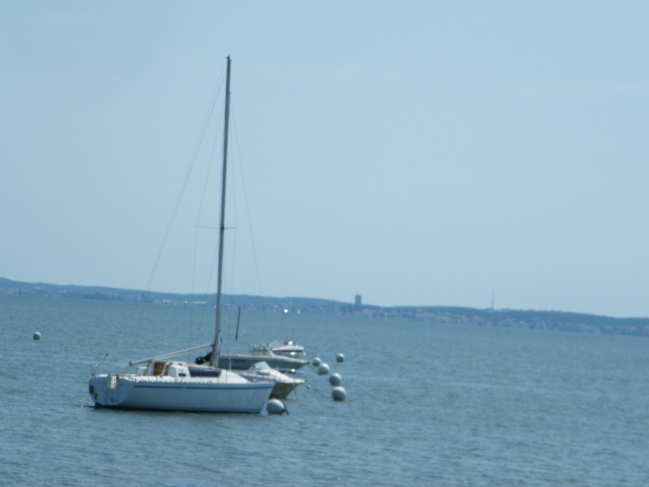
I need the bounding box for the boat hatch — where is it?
[154,362,165,376]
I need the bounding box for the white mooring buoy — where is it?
[33,332,41,341]
[329,373,341,386]
[332,386,346,401]
[336,353,344,363]
[318,363,330,375]
[266,399,287,415]
[312,356,322,366]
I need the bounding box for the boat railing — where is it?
[90,363,100,377]
[90,352,111,377]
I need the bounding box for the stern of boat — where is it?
[89,374,134,408]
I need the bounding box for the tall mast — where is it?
[211,56,231,366]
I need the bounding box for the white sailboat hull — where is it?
[89,373,274,413]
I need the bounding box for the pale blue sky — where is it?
[2,2,649,317]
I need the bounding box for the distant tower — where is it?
[491,291,495,311]
[354,295,362,308]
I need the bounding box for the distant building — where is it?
[355,295,362,307]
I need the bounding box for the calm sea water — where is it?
[1,294,648,486]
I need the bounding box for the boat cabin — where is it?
[137,361,222,379]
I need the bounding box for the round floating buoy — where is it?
[33,332,41,341]
[329,373,341,386]
[312,356,322,366]
[332,386,346,401]
[266,399,287,415]
[336,353,344,363]
[318,363,330,375]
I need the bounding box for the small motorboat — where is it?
[268,339,305,357]
[236,361,305,399]
[197,344,309,373]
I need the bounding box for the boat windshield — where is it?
[187,366,222,378]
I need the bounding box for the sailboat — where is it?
[88,56,275,413]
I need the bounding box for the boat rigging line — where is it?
[135,60,228,339]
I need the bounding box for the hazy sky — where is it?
[2,2,649,317]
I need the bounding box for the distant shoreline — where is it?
[2,276,648,337]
